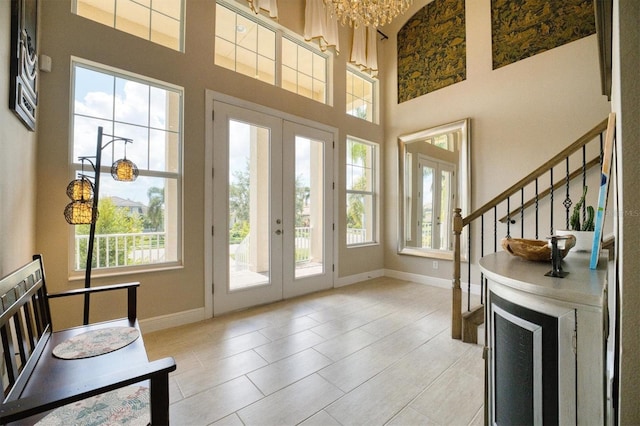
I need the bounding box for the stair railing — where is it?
[451,115,614,341]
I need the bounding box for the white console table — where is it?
[480,251,608,425]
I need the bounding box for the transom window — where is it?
[71,59,183,273]
[214,1,329,104]
[346,67,376,123]
[73,0,185,51]
[346,138,378,246]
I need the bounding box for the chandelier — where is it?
[329,0,413,28]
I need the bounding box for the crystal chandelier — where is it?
[329,0,413,28]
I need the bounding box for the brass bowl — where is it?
[501,235,576,262]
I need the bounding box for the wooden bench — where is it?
[0,255,176,424]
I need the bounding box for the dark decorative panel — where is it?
[10,0,39,131]
[397,0,466,103]
[491,0,596,70]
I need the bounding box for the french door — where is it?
[212,101,334,315]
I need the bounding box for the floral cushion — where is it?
[36,386,150,426]
[53,327,140,359]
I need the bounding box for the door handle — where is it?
[275,229,282,235]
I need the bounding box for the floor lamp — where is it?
[64,126,138,325]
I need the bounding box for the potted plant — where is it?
[558,186,595,252]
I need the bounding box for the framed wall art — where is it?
[10,0,39,131]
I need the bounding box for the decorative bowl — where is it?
[501,235,576,262]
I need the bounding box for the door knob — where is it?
[275,229,282,235]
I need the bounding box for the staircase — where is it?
[451,114,615,342]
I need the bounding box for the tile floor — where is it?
[144,277,485,425]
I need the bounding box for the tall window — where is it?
[346,67,376,123]
[346,138,378,246]
[73,0,185,51]
[71,60,182,273]
[214,1,329,104]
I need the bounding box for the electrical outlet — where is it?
[432,261,438,269]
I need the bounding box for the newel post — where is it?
[452,207,463,339]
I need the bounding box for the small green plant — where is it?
[569,186,595,231]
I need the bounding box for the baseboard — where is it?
[384,268,482,295]
[140,270,481,333]
[139,307,206,334]
[335,269,385,288]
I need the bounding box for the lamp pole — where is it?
[81,126,135,325]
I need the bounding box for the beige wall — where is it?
[36,0,384,329]
[0,1,38,276]
[614,0,640,423]
[380,0,611,280]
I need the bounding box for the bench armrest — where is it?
[0,356,177,425]
[48,282,140,322]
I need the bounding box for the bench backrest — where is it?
[0,256,51,399]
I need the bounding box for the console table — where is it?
[480,251,608,425]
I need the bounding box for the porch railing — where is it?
[451,114,615,342]
[75,232,166,270]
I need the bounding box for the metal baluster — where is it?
[565,157,571,230]
[583,145,587,223]
[506,197,511,237]
[535,178,539,239]
[467,225,471,312]
[550,167,554,235]
[520,187,525,237]
[493,206,498,253]
[480,214,485,305]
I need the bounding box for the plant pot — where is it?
[556,229,595,252]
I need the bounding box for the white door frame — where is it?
[204,91,338,318]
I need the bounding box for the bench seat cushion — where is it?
[36,385,150,425]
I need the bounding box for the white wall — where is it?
[0,1,38,276]
[380,0,611,280]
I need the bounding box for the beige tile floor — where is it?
[144,277,485,425]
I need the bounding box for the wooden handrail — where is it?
[451,115,613,342]
[462,118,608,227]
[498,157,601,223]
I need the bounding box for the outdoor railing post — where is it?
[452,207,463,339]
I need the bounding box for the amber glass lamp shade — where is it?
[64,201,97,225]
[66,177,93,201]
[111,158,139,182]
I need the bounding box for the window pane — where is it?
[236,16,257,51]
[76,0,115,26]
[152,0,181,19]
[312,54,325,82]
[115,78,149,126]
[298,47,313,76]
[236,46,257,78]
[215,38,236,69]
[257,26,275,60]
[257,55,275,85]
[151,11,180,50]
[115,0,150,39]
[282,66,297,93]
[215,5,237,42]
[282,39,297,68]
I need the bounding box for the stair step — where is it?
[462,305,484,344]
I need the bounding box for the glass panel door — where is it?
[282,122,333,299]
[213,102,334,314]
[213,101,283,315]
